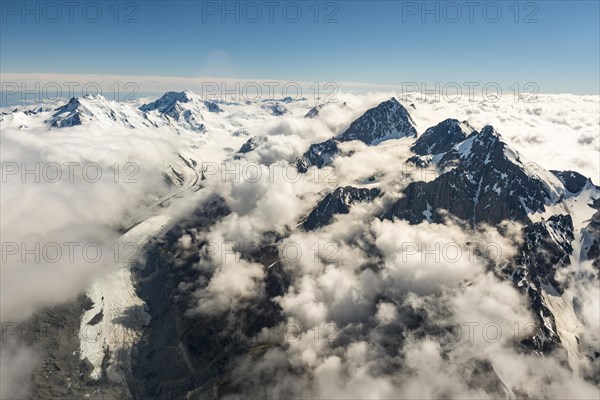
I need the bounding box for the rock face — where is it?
[128,197,232,399]
[127,197,291,399]
[406,154,433,168]
[204,101,223,113]
[410,119,476,156]
[339,97,417,144]
[23,296,129,399]
[238,136,268,154]
[583,206,600,270]
[49,95,152,128]
[304,104,324,118]
[509,214,575,352]
[385,126,565,226]
[550,170,591,194]
[303,187,381,231]
[296,138,339,173]
[297,97,416,171]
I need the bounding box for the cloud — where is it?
[0,340,37,399]
[0,121,188,322]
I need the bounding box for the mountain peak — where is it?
[338,97,417,144]
[551,170,596,194]
[60,94,108,108]
[302,186,381,230]
[479,124,499,136]
[296,98,417,171]
[139,90,208,132]
[140,90,202,112]
[411,118,476,156]
[388,125,566,226]
[48,95,149,128]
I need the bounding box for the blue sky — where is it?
[1,0,599,94]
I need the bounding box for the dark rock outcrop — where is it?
[509,214,575,353]
[296,138,339,173]
[338,97,417,144]
[305,102,347,119]
[411,118,476,156]
[297,97,416,171]
[304,104,324,119]
[128,196,292,399]
[583,209,600,270]
[238,136,268,154]
[303,186,381,231]
[550,170,592,194]
[204,101,223,113]
[385,126,564,226]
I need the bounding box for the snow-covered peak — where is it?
[392,124,572,225]
[139,90,210,133]
[456,125,566,202]
[139,90,202,113]
[48,95,152,128]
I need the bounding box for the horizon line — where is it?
[1,73,599,98]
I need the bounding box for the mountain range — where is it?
[2,90,598,399]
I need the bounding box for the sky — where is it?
[0,0,599,95]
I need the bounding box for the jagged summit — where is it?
[139,90,201,112]
[140,90,222,113]
[511,213,575,352]
[48,94,152,128]
[139,90,211,132]
[296,138,339,173]
[387,125,566,225]
[305,103,325,119]
[338,97,417,144]
[297,97,417,171]
[238,135,268,154]
[550,170,596,194]
[304,102,348,119]
[411,118,476,156]
[302,186,381,230]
